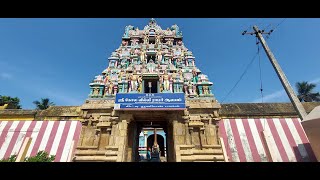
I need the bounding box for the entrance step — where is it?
[180,149,223,155]
[74,156,117,162]
[76,146,98,150]
[75,150,106,155]
[176,144,227,162]
[181,155,225,162]
[73,146,119,162]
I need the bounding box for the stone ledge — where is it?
[77,146,98,150]
[73,156,117,162]
[220,102,320,117]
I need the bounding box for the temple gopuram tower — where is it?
[74,19,225,162]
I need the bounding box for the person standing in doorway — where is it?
[147,147,151,162]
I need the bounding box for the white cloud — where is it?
[310,78,320,85]
[251,77,320,103]
[40,89,84,106]
[252,90,286,103]
[0,72,13,80]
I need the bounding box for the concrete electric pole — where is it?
[243,25,307,120]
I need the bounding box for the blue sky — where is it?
[0,18,319,109]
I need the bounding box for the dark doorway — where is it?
[147,134,165,157]
[144,79,158,93]
[147,55,155,63]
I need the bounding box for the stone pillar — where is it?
[198,85,203,95]
[209,86,213,95]
[166,119,175,162]
[89,88,93,97]
[116,114,132,162]
[113,85,118,95]
[108,121,118,146]
[99,86,104,96]
[116,120,129,162]
[118,84,123,93]
[144,131,148,148]
[184,120,191,145]
[154,128,157,146]
[189,127,194,145]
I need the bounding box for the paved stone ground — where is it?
[139,156,167,162]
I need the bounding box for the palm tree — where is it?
[33,98,55,110]
[295,81,320,102]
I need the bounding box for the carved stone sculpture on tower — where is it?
[130,71,139,92]
[162,71,171,92]
[144,35,149,44]
[188,81,193,95]
[156,49,163,63]
[156,35,161,44]
[93,88,99,96]
[138,76,143,93]
[203,86,209,95]
[140,50,146,64]
[108,82,114,95]
[147,60,156,73]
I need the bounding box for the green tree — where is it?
[24,151,55,162]
[0,155,17,162]
[0,95,21,109]
[33,98,55,110]
[0,151,55,162]
[296,81,320,102]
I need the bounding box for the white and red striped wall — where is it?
[0,121,82,162]
[0,118,316,162]
[219,118,317,162]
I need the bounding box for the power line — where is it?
[221,49,259,103]
[257,38,264,103]
[274,18,287,31]
[266,18,286,40]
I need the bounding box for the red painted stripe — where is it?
[3,121,25,158]
[279,118,302,162]
[254,119,271,162]
[25,121,37,138]
[229,119,246,162]
[218,120,233,162]
[54,121,71,162]
[292,118,317,162]
[30,121,49,156]
[242,119,261,162]
[16,121,37,154]
[72,121,82,144]
[266,118,289,162]
[0,121,13,149]
[44,121,60,153]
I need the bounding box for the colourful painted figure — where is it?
[138,76,143,92]
[123,25,134,38]
[130,70,139,92]
[192,68,198,83]
[140,50,146,64]
[93,88,99,96]
[147,60,156,73]
[156,49,162,63]
[89,19,214,98]
[108,82,114,95]
[162,71,170,92]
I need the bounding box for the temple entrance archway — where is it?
[147,133,165,157]
[125,112,177,162]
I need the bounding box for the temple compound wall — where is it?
[0,102,318,162]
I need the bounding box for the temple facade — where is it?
[0,19,318,162]
[75,18,222,162]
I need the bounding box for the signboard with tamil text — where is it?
[114,93,185,110]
